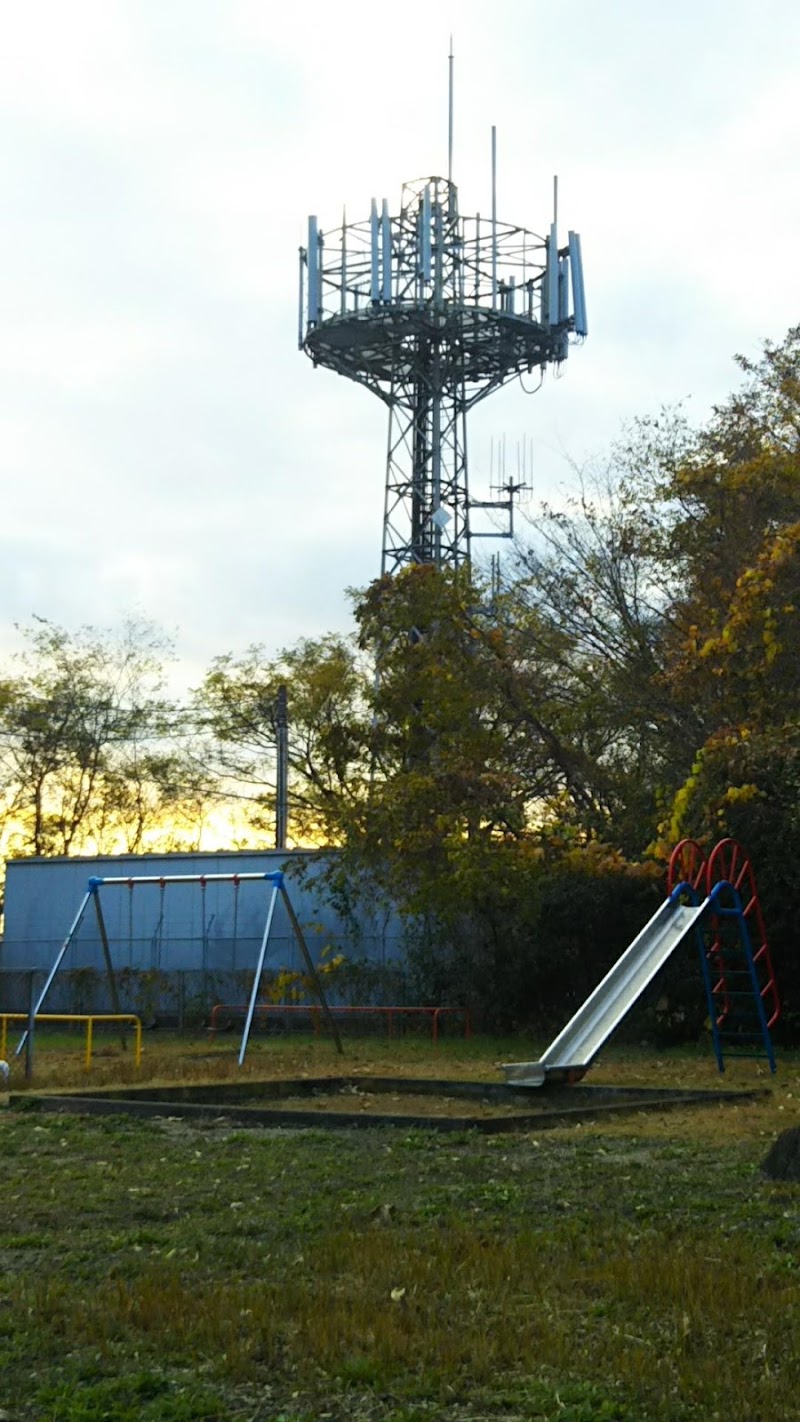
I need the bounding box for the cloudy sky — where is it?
[1,0,798,687]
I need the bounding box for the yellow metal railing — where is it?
[0,1014,142,1070]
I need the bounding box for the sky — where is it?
[1,0,798,690]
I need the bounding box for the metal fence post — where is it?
[25,971,36,1082]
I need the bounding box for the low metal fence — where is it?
[0,1012,142,1070]
[208,1002,472,1043]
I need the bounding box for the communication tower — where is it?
[298,56,587,575]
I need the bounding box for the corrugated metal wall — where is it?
[0,849,406,1016]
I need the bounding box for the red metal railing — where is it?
[705,837,780,1030]
[208,1002,471,1044]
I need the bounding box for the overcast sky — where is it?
[1,0,798,688]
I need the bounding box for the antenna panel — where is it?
[297,246,305,348]
[558,256,570,324]
[381,200,392,302]
[370,199,380,303]
[307,216,319,325]
[421,185,432,284]
[546,221,559,327]
[568,231,587,336]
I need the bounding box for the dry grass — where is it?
[1,1035,799,1420]
[5,1024,509,1092]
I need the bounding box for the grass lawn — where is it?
[0,1035,798,1420]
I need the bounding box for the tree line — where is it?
[2,327,799,1031]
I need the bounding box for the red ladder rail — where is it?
[705,838,780,1030]
[667,838,708,895]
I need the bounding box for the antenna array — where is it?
[298,65,587,574]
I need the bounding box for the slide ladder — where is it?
[698,839,779,1070]
[503,838,779,1087]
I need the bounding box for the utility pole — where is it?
[275,684,288,850]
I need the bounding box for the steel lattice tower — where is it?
[298,86,587,575]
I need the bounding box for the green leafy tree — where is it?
[323,566,660,1026]
[641,329,800,1020]
[353,564,605,882]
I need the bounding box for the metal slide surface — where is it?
[503,895,708,1087]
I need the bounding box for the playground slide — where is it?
[503,894,708,1087]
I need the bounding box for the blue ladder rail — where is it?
[694,881,777,1074]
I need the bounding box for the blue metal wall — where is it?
[1,849,404,986]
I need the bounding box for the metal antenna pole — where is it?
[448,38,454,188]
[275,685,289,850]
[432,192,443,566]
[340,206,347,315]
[432,384,442,567]
[491,126,498,308]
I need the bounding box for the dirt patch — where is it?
[279,1085,530,1118]
[22,1074,767,1137]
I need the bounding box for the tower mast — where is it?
[298,58,587,574]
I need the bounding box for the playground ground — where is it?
[0,1032,799,1421]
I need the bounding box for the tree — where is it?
[489,327,800,861]
[194,634,372,845]
[506,466,696,853]
[634,329,800,1020]
[652,328,800,834]
[353,563,614,872]
[313,565,661,1027]
[0,616,211,857]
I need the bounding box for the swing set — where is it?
[14,870,343,1066]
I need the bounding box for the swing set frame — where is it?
[14,870,343,1066]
